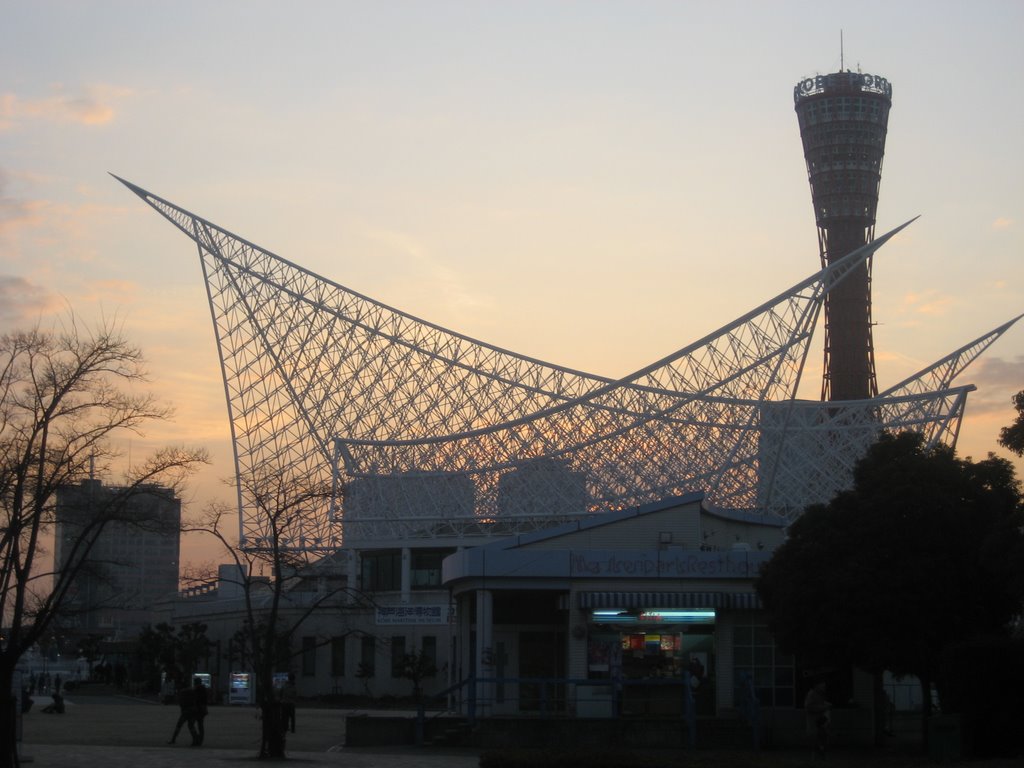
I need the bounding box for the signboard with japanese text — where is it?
[375,604,449,626]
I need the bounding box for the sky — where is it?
[2,1,1023,571]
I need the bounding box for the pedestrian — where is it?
[167,676,198,746]
[804,680,832,759]
[41,691,64,714]
[280,672,297,734]
[193,676,209,746]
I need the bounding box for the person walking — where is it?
[804,680,832,759]
[167,677,198,746]
[192,676,209,746]
[280,672,298,734]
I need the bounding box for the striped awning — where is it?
[578,591,762,610]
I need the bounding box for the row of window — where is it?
[360,548,455,592]
[299,634,439,679]
[300,624,798,709]
[799,97,888,115]
[733,623,794,708]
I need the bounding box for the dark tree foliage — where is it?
[395,648,438,702]
[137,621,213,691]
[998,389,1024,457]
[756,432,1024,723]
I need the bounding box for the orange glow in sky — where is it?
[2,2,1022,570]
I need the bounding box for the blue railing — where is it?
[416,673,708,747]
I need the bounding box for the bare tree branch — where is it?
[0,315,208,768]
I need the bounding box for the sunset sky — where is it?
[3,1,1022,569]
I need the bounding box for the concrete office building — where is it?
[55,479,181,639]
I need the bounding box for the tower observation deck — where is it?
[795,71,892,401]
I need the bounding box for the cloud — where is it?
[0,84,131,130]
[899,290,955,317]
[970,355,1024,392]
[0,193,49,236]
[0,167,46,233]
[954,354,1024,419]
[992,217,1013,230]
[366,227,494,320]
[0,275,60,327]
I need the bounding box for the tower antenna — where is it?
[840,30,844,71]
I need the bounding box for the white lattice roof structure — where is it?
[116,177,1020,550]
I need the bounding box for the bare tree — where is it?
[186,466,363,759]
[0,318,208,768]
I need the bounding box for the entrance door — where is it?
[489,631,517,715]
[518,630,566,713]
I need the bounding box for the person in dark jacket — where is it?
[280,672,298,734]
[192,677,209,746]
[167,678,198,745]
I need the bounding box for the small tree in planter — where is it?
[356,660,374,698]
[395,648,437,703]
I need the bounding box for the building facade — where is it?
[443,494,790,719]
[55,479,181,639]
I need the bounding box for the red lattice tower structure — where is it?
[795,70,892,401]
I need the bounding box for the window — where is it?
[733,624,794,707]
[391,635,407,677]
[421,635,437,670]
[301,636,317,677]
[360,549,401,591]
[359,636,376,677]
[410,548,455,589]
[331,636,346,677]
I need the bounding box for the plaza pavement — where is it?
[17,693,481,767]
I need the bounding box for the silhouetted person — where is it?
[192,677,209,746]
[280,672,297,734]
[41,691,64,714]
[167,680,198,745]
[804,680,832,759]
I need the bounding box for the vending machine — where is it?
[228,671,254,705]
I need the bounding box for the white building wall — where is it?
[521,502,703,551]
[715,611,737,714]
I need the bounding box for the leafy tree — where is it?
[395,647,437,703]
[187,466,361,759]
[998,389,1024,457]
[756,432,1024,746]
[175,621,213,680]
[75,634,104,679]
[136,621,212,693]
[0,318,207,768]
[137,622,178,691]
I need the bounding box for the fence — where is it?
[414,671,762,749]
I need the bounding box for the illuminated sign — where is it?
[592,609,716,625]
[794,72,892,101]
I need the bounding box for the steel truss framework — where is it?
[117,177,1020,550]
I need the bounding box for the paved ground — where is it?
[18,694,480,767]
[20,695,1020,767]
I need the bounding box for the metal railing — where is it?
[416,673,718,747]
